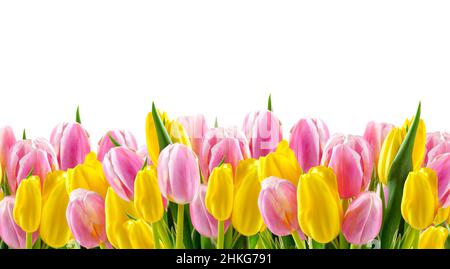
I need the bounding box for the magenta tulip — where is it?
[0,126,16,169]
[243,111,283,158]
[157,143,200,204]
[97,129,138,161]
[342,192,382,245]
[66,188,108,248]
[102,146,144,201]
[363,121,394,167]
[50,122,91,170]
[258,176,304,237]
[428,153,450,207]
[190,185,230,238]
[178,114,209,157]
[322,134,373,199]
[289,118,330,172]
[425,132,450,165]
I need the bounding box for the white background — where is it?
[1,1,449,148]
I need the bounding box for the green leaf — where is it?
[380,102,421,249]
[214,117,218,128]
[248,234,259,249]
[267,93,272,112]
[141,158,148,170]
[152,102,173,152]
[22,129,27,140]
[76,106,81,124]
[26,168,34,179]
[108,133,122,147]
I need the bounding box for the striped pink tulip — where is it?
[428,153,450,207]
[50,122,91,170]
[363,121,394,167]
[158,143,200,204]
[178,114,209,157]
[342,192,382,245]
[243,111,283,158]
[322,134,373,199]
[66,188,108,248]
[425,132,450,165]
[97,129,138,161]
[0,126,16,169]
[102,146,144,201]
[289,118,330,172]
[258,176,304,237]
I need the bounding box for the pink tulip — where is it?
[102,146,144,201]
[258,176,305,237]
[0,126,16,169]
[0,196,37,249]
[289,118,330,172]
[342,192,382,245]
[427,141,450,167]
[157,143,200,204]
[7,139,59,193]
[243,111,283,158]
[97,129,138,161]
[50,122,91,170]
[322,134,373,199]
[178,114,209,157]
[136,145,151,165]
[363,121,394,167]
[66,188,108,248]
[428,153,450,207]
[190,185,230,238]
[200,127,250,180]
[425,132,450,165]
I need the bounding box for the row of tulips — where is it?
[0,98,448,249]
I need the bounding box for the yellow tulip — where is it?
[434,206,450,225]
[297,166,343,243]
[402,118,426,169]
[40,171,72,248]
[401,168,439,230]
[66,152,109,198]
[127,219,155,249]
[258,140,302,186]
[232,159,264,236]
[166,120,192,149]
[13,176,42,233]
[205,164,234,221]
[134,166,164,223]
[418,226,449,249]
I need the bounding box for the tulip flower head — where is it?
[134,166,166,224]
[428,153,450,208]
[13,175,42,233]
[363,121,394,168]
[0,126,16,169]
[425,132,450,165]
[178,114,209,157]
[205,164,234,221]
[418,226,449,249]
[97,129,138,162]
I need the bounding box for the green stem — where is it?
[26,233,32,249]
[291,232,305,249]
[350,244,361,249]
[401,226,420,249]
[339,233,349,249]
[175,204,184,249]
[217,220,225,249]
[154,219,172,248]
[152,223,161,249]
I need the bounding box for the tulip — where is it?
[205,164,234,221]
[321,134,372,198]
[258,140,302,187]
[7,139,58,193]
[97,129,138,161]
[102,146,144,201]
[50,122,91,170]
[190,185,230,238]
[363,121,394,168]
[428,153,450,207]
[178,114,209,157]
[0,196,37,249]
[200,127,250,180]
[0,126,16,169]
[297,166,343,244]
[127,219,154,249]
[134,166,165,224]
[427,142,450,167]
[425,132,450,165]
[289,118,330,172]
[401,168,439,230]
[341,191,382,245]
[243,110,283,158]
[66,188,108,248]
[258,176,303,237]
[434,206,449,225]
[157,143,200,204]
[418,226,449,249]
[136,145,150,164]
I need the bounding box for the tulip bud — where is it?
[127,219,155,249]
[322,134,372,198]
[190,185,230,238]
[401,168,439,230]
[289,118,330,172]
[297,166,343,243]
[243,111,283,158]
[178,114,209,157]
[134,166,165,223]
[205,164,234,221]
[434,206,449,225]
[50,122,91,170]
[377,127,405,184]
[363,121,394,168]
[403,118,426,169]
[0,126,16,168]
[342,191,382,245]
[425,132,450,165]
[418,226,449,249]
[97,129,138,162]
[428,153,450,207]
[157,143,200,204]
[102,146,144,201]
[66,188,107,248]
[258,176,304,237]
[13,176,42,233]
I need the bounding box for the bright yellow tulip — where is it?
[402,118,426,169]
[134,166,164,223]
[434,206,450,225]
[127,219,155,249]
[205,164,234,221]
[13,176,42,233]
[297,166,343,243]
[418,226,449,249]
[401,168,438,230]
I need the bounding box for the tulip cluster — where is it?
[0,98,448,250]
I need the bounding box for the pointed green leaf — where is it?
[152,102,172,152]
[267,94,272,112]
[22,129,27,140]
[76,106,81,124]
[108,133,122,147]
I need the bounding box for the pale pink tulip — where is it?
[178,114,209,157]
[0,126,16,169]
[363,121,394,167]
[97,129,138,161]
[428,153,450,207]
[427,141,450,167]
[243,111,282,158]
[425,132,450,165]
